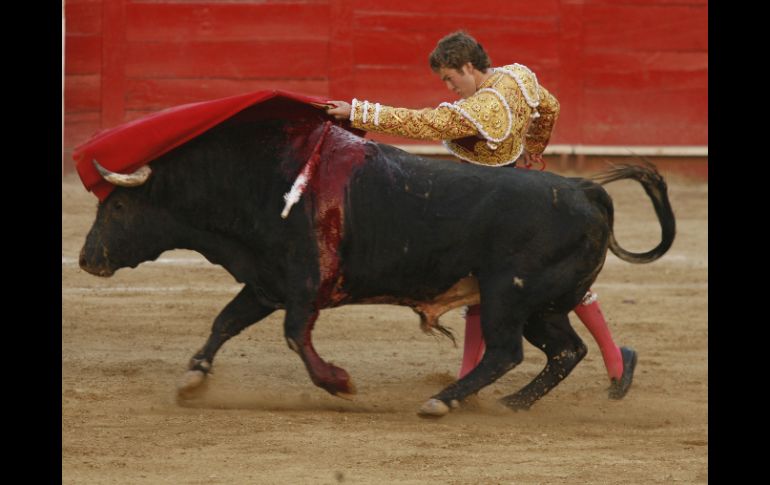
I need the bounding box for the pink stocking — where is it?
[573,293,623,380]
[458,304,485,379]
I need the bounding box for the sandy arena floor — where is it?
[62,167,707,484]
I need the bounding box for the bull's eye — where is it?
[114,201,124,211]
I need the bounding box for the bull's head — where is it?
[79,161,179,277]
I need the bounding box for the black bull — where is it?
[79,116,675,417]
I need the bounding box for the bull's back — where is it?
[338,144,601,300]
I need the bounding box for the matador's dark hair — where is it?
[428,31,492,72]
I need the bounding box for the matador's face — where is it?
[437,63,478,100]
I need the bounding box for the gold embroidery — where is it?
[524,84,559,155]
[445,137,522,166]
[453,89,509,141]
[350,62,559,166]
[499,64,541,109]
[352,103,476,140]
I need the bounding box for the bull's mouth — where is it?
[79,245,118,277]
[79,264,115,277]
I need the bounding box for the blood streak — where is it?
[307,125,367,306]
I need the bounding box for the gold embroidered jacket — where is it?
[349,63,559,166]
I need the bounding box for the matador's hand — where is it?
[521,151,545,170]
[325,101,351,120]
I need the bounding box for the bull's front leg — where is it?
[284,304,356,398]
[177,285,275,399]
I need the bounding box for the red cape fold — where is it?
[73,89,360,201]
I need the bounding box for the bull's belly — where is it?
[350,276,480,330]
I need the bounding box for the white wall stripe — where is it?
[63,286,243,294]
[62,256,210,266]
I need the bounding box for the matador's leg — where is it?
[573,290,637,399]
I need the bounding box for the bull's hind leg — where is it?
[419,275,528,417]
[177,285,275,398]
[499,313,587,410]
[283,304,356,398]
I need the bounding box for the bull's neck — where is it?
[178,223,285,304]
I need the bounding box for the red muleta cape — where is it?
[73,89,352,201]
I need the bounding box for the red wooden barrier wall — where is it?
[64,0,708,168]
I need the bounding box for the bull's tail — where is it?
[590,160,676,264]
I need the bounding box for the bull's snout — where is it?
[79,245,115,277]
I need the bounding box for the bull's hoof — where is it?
[417,398,456,418]
[176,370,208,400]
[608,346,637,400]
[316,363,357,397]
[334,379,357,400]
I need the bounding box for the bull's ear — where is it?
[93,159,152,187]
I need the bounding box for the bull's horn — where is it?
[92,159,152,187]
